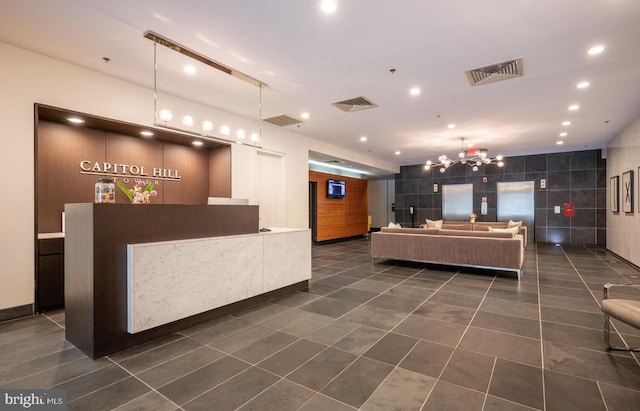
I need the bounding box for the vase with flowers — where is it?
[117,179,157,204]
[469,212,477,223]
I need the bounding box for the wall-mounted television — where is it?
[327,179,346,199]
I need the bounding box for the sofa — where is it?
[371,226,524,280]
[419,221,528,247]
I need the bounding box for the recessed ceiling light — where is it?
[409,87,421,96]
[183,65,196,75]
[448,123,456,129]
[301,112,310,120]
[559,132,568,137]
[556,141,564,145]
[576,81,590,89]
[360,136,367,142]
[192,141,204,146]
[562,121,571,126]
[587,45,605,55]
[395,151,401,155]
[140,131,154,137]
[320,0,337,13]
[67,117,84,124]
[568,104,580,111]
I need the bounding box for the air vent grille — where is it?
[262,114,302,127]
[465,58,524,86]
[331,96,378,112]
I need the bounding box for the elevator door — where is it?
[497,181,535,243]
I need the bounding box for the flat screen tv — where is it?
[327,179,346,199]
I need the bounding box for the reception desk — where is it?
[64,204,310,358]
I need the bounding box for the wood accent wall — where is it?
[37,121,229,233]
[309,171,368,241]
[209,146,232,197]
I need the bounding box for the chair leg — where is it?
[604,313,640,352]
[604,313,612,349]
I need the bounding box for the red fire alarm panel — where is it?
[563,203,575,217]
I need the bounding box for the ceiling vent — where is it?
[465,57,524,86]
[331,96,378,112]
[262,114,302,127]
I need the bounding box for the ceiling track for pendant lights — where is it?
[143,30,267,89]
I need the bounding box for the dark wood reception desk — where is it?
[64,203,310,358]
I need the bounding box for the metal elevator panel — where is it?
[443,183,473,220]
[497,181,535,243]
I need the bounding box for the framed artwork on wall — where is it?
[610,176,619,213]
[622,170,634,213]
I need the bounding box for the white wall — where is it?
[606,115,640,266]
[0,41,398,312]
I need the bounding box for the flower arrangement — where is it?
[116,179,157,204]
[469,212,477,222]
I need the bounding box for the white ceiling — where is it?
[2,0,640,174]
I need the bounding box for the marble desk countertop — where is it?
[38,232,65,239]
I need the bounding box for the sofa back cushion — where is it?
[381,227,440,235]
[439,229,514,239]
[473,222,508,231]
[441,221,473,231]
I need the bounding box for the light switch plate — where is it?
[554,205,561,214]
[541,179,546,189]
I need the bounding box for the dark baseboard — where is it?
[0,304,34,323]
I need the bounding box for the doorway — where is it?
[497,181,535,243]
[309,182,317,241]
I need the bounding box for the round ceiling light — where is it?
[576,81,590,89]
[409,87,421,96]
[360,136,367,142]
[67,117,84,124]
[562,121,571,126]
[587,45,605,55]
[568,104,580,111]
[320,0,337,14]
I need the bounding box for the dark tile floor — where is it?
[2,240,640,410]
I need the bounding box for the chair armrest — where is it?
[603,283,640,299]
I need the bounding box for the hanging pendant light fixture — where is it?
[424,137,505,173]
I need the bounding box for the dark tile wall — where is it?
[395,149,606,245]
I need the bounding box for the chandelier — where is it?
[425,137,504,173]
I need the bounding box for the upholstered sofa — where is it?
[371,226,524,279]
[418,221,528,247]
